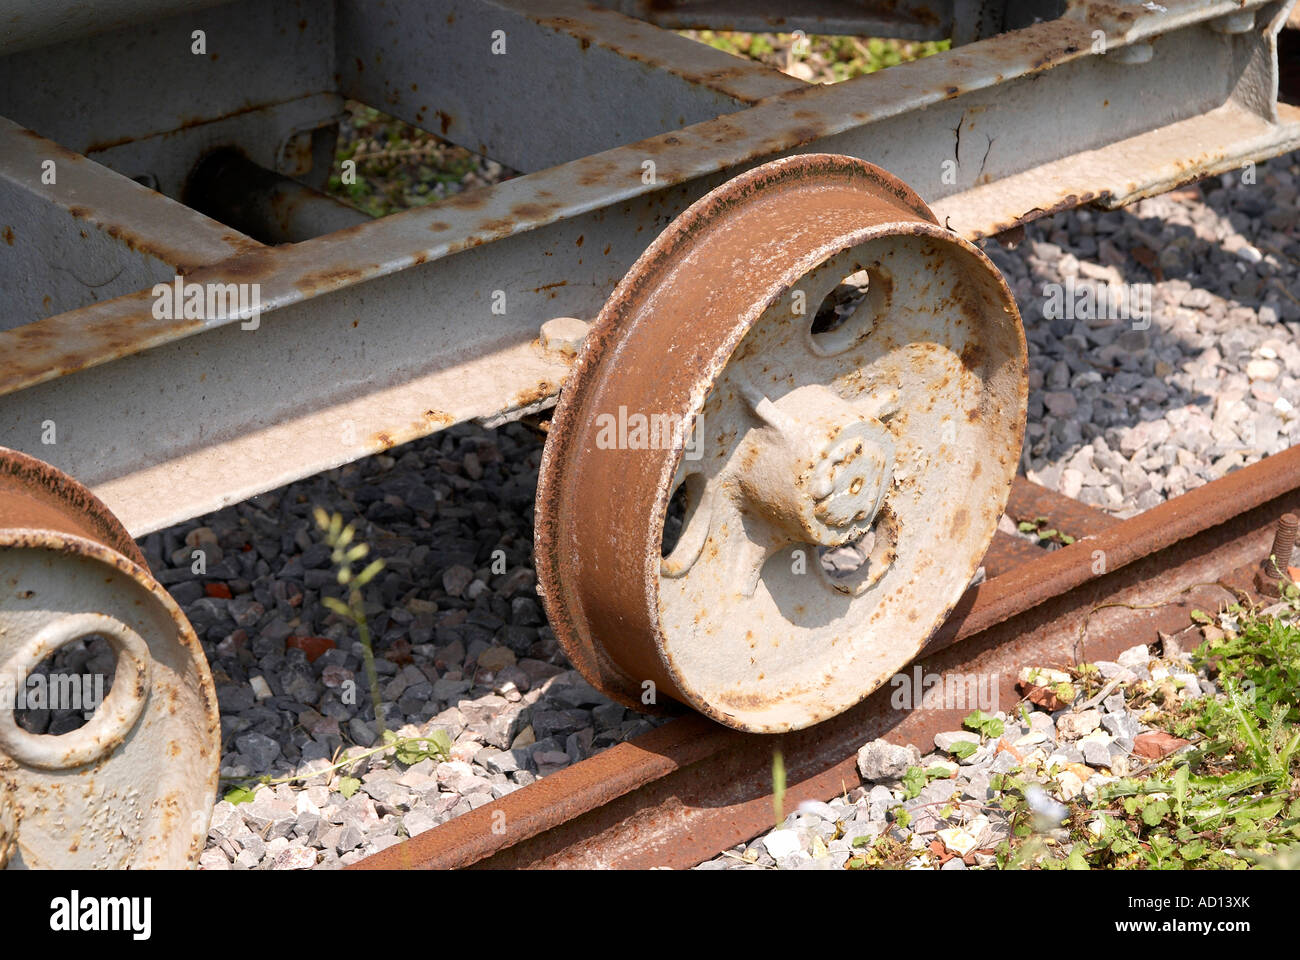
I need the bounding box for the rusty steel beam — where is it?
[336,0,803,174]
[1,0,1297,536]
[353,445,1300,869]
[0,0,334,172]
[592,0,958,40]
[0,117,261,327]
[0,0,234,57]
[984,475,1118,579]
[982,528,1044,578]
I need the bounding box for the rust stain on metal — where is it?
[0,447,145,565]
[0,11,1182,402]
[976,192,1105,241]
[294,264,372,295]
[1005,475,1117,540]
[512,380,560,409]
[85,100,293,155]
[526,8,794,104]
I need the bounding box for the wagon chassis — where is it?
[2,0,1298,536]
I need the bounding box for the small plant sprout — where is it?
[313,507,451,764]
[315,506,386,732]
[217,509,451,805]
[772,748,787,828]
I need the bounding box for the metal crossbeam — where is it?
[0,118,261,327]
[337,0,803,172]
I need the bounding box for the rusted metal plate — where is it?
[534,154,1027,732]
[356,444,1300,870]
[928,443,1300,653]
[0,0,333,161]
[1005,475,1118,539]
[982,528,1044,579]
[2,0,1286,390]
[0,0,233,57]
[982,475,1119,576]
[0,1,344,200]
[0,447,219,869]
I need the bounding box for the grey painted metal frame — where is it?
[0,0,1297,537]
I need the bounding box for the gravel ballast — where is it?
[695,641,1218,870]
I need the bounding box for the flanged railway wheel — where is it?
[536,155,1027,733]
[0,447,219,868]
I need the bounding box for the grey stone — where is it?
[962,771,992,801]
[934,730,980,752]
[242,796,295,840]
[236,733,282,770]
[402,809,440,837]
[990,751,1021,774]
[347,718,378,747]
[1173,673,1204,699]
[335,823,365,854]
[856,739,920,782]
[1081,738,1114,768]
[1101,712,1141,740]
[1117,644,1150,672]
[477,748,520,775]
[273,845,318,870]
[1056,709,1101,740]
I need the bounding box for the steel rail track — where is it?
[352,445,1300,870]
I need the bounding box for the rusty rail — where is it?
[353,446,1300,870]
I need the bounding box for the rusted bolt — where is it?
[1108,41,1153,65]
[1208,11,1253,34]
[539,317,590,356]
[1254,513,1298,597]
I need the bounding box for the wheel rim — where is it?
[0,447,220,868]
[536,155,1027,732]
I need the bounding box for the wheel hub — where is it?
[739,384,895,547]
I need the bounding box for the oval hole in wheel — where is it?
[809,267,891,356]
[14,634,117,735]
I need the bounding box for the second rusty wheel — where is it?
[535,155,1027,733]
[0,447,220,868]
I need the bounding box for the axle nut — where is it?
[811,421,893,530]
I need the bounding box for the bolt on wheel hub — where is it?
[536,155,1027,733]
[739,383,895,548]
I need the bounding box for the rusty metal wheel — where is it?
[0,447,219,868]
[536,155,1027,733]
